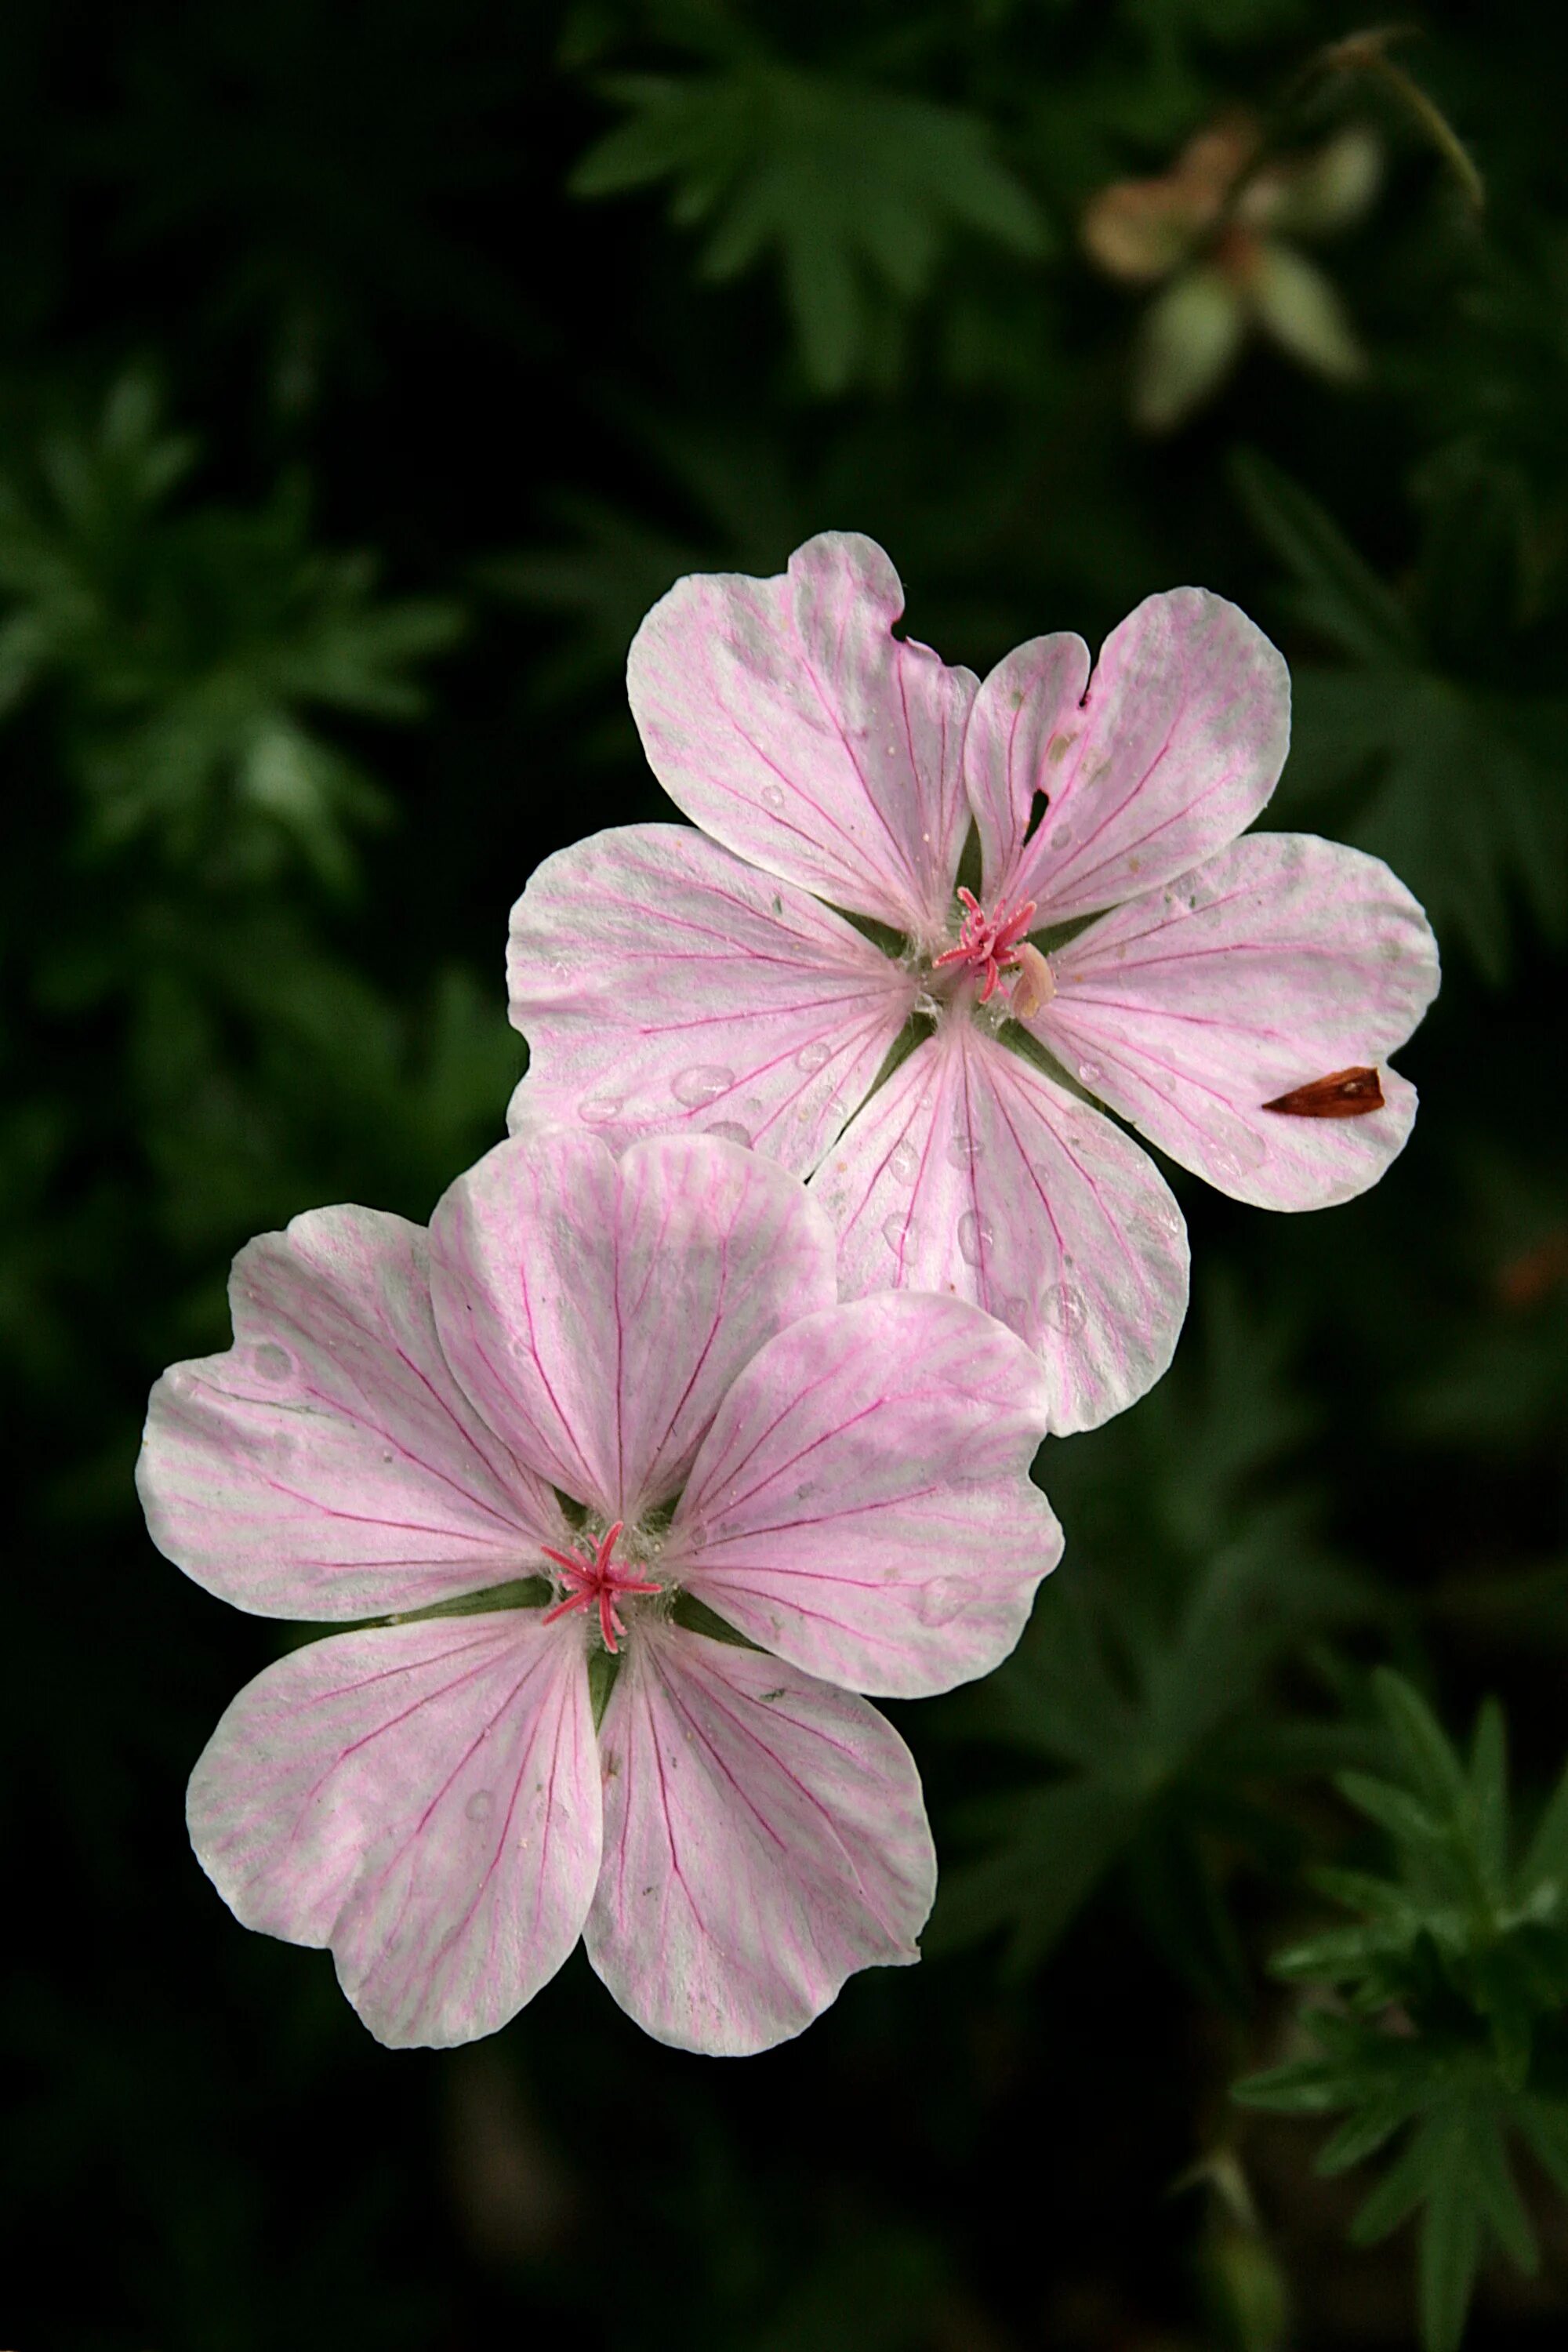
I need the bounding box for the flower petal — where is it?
[505,823,915,1174]
[187,1611,601,2049]
[963,630,1091,906]
[585,1625,935,2054]
[665,1291,1058,1697]
[972,588,1290,921]
[138,1208,568,1621]
[814,1020,1189,1434]
[1036,833,1441,1207]
[626,532,977,936]
[430,1131,837,1523]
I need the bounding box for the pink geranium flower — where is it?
[507,533,1439,1433]
[138,1131,1058,2054]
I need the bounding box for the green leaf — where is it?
[1233,2059,1345,2116]
[1464,2108,1538,2275]
[1519,1752,1568,1904]
[1350,2123,1443,2247]
[1334,1770,1449,1852]
[1231,449,1423,665]
[1512,2094,1568,2199]
[927,1778,1141,1971]
[571,64,1047,390]
[1468,1700,1512,1903]
[0,376,462,884]
[1373,1672,1471,1816]
[1418,2127,1484,2352]
[1316,2085,1428,2176]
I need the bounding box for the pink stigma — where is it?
[932,888,1040,1006]
[539,1520,661,1653]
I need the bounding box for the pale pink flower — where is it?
[507,532,1439,1432]
[138,1131,1058,2054]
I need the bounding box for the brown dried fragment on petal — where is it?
[1261,1065,1384,1118]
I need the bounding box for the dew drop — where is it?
[956,1210,994,1266]
[705,1120,752,1147]
[945,1129,985,1168]
[1042,1281,1087,1335]
[882,1213,920,1256]
[1000,1292,1032,1332]
[579,1094,622,1126]
[760,783,786,811]
[916,1576,967,1628]
[672,1063,735,1109]
[252,1342,292,1381]
[888,1139,919,1185]
[1076,1059,1105,1090]
[1052,820,1076,851]
[464,1788,495,1824]
[1210,1125,1269,1185]
[380,1448,394,1465]
[795,1039,831,1074]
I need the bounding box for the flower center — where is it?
[539,1520,662,1653]
[931,889,1054,1018]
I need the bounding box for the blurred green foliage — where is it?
[930,1279,1377,2008]
[3,3,1567,2350]
[572,42,1047,392]
[1239,1673,1568,2352]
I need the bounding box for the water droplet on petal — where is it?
[1000,1292,1032,1333]
[888,1139,919,1185]
[672,1064,735,1109]
[579,1094,622,1126]
[1076,1059,1105,1090]
[380,1448,394,1465]
[882,1213,920,1256]
[796,1040,831,1074]
[1042,1282,1087,1335]
[1052,820,1076,851]
[916,1576,967,1628]
[957,1210,994,1265]
[465,1788,495,1824]
[252,1342,292,1381]
[1210,1125,1269,1185]
[946,1129,985,1168]
[760,783,786,811]
[705,1120,752,1147]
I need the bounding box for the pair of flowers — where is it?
[138,532,1439,2056]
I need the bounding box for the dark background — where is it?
[4,4,1567,2347]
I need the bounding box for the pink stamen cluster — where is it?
[932,888,1040,1004]
[539,1520,661,1653]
